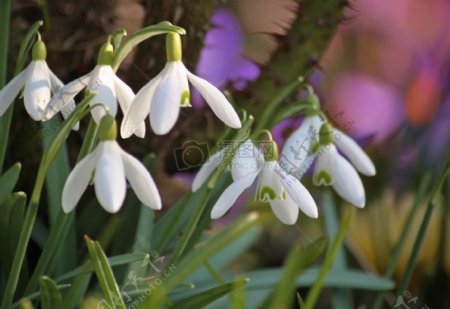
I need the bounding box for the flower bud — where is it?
[98,115,117,141]
[319,122,334,145]
[32,40,47,61]
[97,42,114,66]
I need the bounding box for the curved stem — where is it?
[303,207,355,309]
[23,119,99,295]
[254,76,304,132]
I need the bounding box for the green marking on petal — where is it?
[315,171,333,186]
[180,90,191,107]
[258,186,277,202]
[280,190,286,201]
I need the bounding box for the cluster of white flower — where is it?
[0,26,376,225]
[0,30,241,214]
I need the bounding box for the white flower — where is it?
[120,60,242,137]
[0,60,77,125]
[281,116,376,207]
[192,140,318,225]
[279,116,322,178]
[43,65,145,137]
[62,140,161,213]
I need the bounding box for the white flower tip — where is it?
[120,124,134,139]
[62,204,72,213]
[350,196,366,208]
[308,207,319,219]
[210,208,224,220]
[153,127,170,135]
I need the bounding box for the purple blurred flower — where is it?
[325,73,404,143]
[193,9,260,107]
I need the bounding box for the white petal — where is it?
[231,140,263,180]
[276,163,318,218]
[24,61,51,120]
[211,171,259,219]
[47,65,79,130]
[150,62,187,135]
[44,73,90,120]
[113,75,146,137]
[333,129,376,176]
[89,66,117,123]
[313,145,335,186]
[0,65,28,116]
[331,151,366,208]
[94,141,127,213]
[120,147,161,210]
[62,150,98,213]
[257,161,283,202]
[192,148,226,192]
[269,195,299,225]
[186,68,241,129]
[120,67,165,138]
[280,116,322,179]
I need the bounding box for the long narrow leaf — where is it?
[0,162,21,204]
[84,236,126,308]
[39,276,62,309]
[168,279,249,309]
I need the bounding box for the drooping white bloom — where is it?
[121,34,242,137]
[279,116,322,178]
[0,55,77,125]
[281,116,376,207]
[62,140,161,213]
[192,140,318,225]
[43,64,145,137]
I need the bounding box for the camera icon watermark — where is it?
[173,140,210,171]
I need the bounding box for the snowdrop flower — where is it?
[192,139,318,225]
[62,115,161,213]
[44,41,145,137]
[282,116,376,207]
[0,39,77,125]
[121,33,242,137]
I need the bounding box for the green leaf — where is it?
[261,238,327,309]
[56,252,148,283]
[0,192,26,271]
[0,162,21,204]
[84,236,126,308]
[41,118,76,276]
[39,276,62,309]
[168,279,249,309]
[142,212,262,308]
[242,267,394,291]
[112,21,186,71]
[323,191,354,309]
[11,284,70,308]
[186,225,261,284]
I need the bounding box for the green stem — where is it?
[24,119,98,295]
[1,97,95,308]
[394,158,449,300]
[254,76,304,132]
[303,207,355,309]
[372,173,432,309]
[1,161,47,307]
[0,0,12,173]
[169,188,211,264]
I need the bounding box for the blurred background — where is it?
[4,0,449,308]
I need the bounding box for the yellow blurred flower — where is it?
[346,190,443,289]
